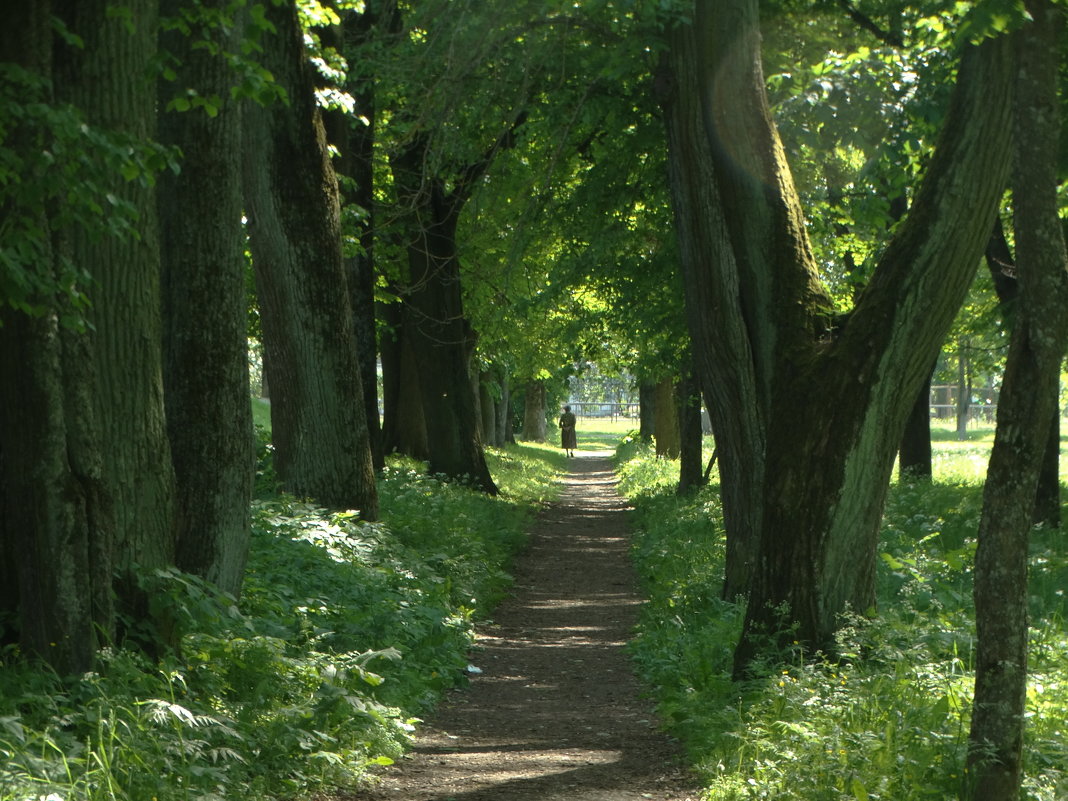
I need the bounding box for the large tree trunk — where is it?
[966,5,1068,798]
[0,1,113,672]
[54,0,177,620]
[659,0,1013,670]
[159,0,253,597]
[242,0,379,518]
[522,380,547,442]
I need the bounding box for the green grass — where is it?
[619,422,1068,801]
[0,434,562,801]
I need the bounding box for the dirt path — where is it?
[354,450,700,801]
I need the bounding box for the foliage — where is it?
[619,431,1068,800]
[0,443,558,800]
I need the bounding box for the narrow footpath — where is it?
[355,451,699,801]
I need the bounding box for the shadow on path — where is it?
[355,451,699,801]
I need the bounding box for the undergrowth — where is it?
[0,438,562,801]
[617,434,1068,801]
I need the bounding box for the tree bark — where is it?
[966,4,1068,798]
[0,1,113,672]
[242,0,379,517]
[159,0,253,597]
[522,380,547,442]
[54,0,177,620]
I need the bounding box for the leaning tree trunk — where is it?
[159,0,253,597]
[54,0,176,622]
[242,0,378,518]
[967,5,1068,798]
[660,0,1013,671]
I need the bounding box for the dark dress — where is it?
[559,411,577,450]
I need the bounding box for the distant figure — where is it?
[559,405,577,457]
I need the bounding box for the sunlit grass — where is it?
[621,420,1068,801]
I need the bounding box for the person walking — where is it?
[559,405,577,457]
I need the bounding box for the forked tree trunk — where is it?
[966,5,1068,798]
[243,0,378,517]
[159,0,253,596]
[659,0,1013,670]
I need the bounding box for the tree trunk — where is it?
[54,0,177,619]
[0,1,113,672]
[389,140,497,494]
[653,378,680,459]
[479,372,498,447]
[898,365,934,480]
[676,367,706,494]
[496,372,514,447]
[322,8,385,472]
[956,343,971,439]
[242,0,379,517]
[522,380,547,442]
[159,0,253,597]
[986,217,1062,526]
[659,0,1013,670]
[966,5,1068,798]
[380,301,430,461]
[638,381,656,443]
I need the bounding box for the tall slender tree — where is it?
[966,3,1068,797]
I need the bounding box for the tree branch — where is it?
[837,0,904,47]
